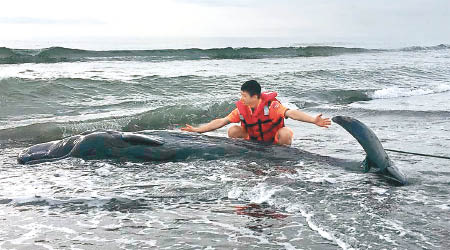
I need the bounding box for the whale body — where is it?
[17,116,407,185]
[17,130,304,164]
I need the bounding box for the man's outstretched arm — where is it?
[285,109,331,128]
[181,118,230,133]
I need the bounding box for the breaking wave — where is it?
[2,44,448,64]
[0,46,375,64]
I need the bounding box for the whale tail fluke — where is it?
[332,116,407,185]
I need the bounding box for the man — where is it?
[181,80,331,145]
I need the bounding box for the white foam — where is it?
[9,223,77,245]
[378,233,397,245]
[248,183,280,204]
[35,242,56,250]
[370,187,389,195]
[115,237,157,247]
[227,183,280,204]
[286,205,355,250]
[95,165,112,177]
[227,186,243,199]
[371,84,450,99]
[71,235,110,243]
[197,215,271,245]
[380,218,407,237]
[277,97,301,111]
[279,242,299,250]
[435,204,449,210]
[350,87,450,112]
[9,225,38,245]
[11,195,54,205]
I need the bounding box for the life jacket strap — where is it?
[257,119,265,141]
[243,119,272,128]
[262,117,284,134]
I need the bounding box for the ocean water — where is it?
[0,38,449,249]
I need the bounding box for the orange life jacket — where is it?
[236,91,285,143]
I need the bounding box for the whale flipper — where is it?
[332,116,407,185]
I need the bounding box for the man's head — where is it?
[240,80,261,107]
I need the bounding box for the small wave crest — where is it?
[370,84,450,99]
[124,102,235,131]
[308,89,372,105]
[399,44,450,52]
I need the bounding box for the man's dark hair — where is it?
[241,80,261,98]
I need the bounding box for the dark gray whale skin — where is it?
[17,130,305,164]
[332,116,407,185]
[17,116,407,185]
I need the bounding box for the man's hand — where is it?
[181,118,229,133]
[181,124,199,133]
[285,110,331,128]
[314,114,331,128]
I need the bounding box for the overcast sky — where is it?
[1,0,449,43]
